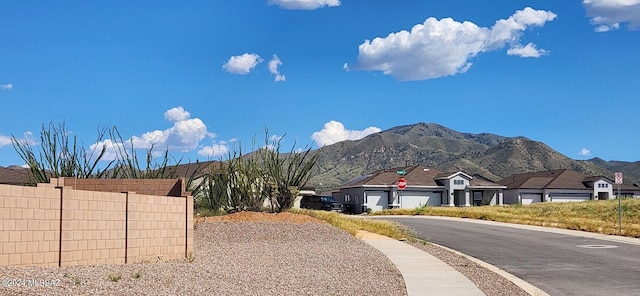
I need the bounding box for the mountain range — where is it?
[2,122,639,189]
[307,122,640,189]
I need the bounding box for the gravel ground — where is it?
[0,213,406,296]
[1,212,535,296]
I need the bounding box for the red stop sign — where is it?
[397,177,407,190]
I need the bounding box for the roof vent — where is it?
[423,168,429,171]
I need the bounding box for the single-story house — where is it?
[618,183,640,198]
[333,165,506,213]
[498,169,640,204]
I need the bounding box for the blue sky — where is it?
[1,0,639,167]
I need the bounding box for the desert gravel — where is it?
[0,213,406,296]
[1,212,536,296]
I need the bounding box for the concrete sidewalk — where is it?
[358,231,485,296]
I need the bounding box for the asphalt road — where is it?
[378,217,640,296]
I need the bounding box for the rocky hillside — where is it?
[308,122,638,189]
[582,158,640,186]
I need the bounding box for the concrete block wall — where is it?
[0,184,61,267]
[52,177,188,197]
[59,188,127,266]
[127,192,193,263]
[0,180,193,267]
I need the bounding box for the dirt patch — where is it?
[195,211,327,224]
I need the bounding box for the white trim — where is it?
[436,171,474,180]
[467,186,507,189]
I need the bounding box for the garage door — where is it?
[551,194,590,203]
[366,191,388,212]
[400,191,441,208]
[521,193,542,205]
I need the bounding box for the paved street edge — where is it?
[429,242,549,296]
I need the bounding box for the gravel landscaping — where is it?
[0,212,406,296]
[1,212,536,296]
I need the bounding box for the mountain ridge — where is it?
[308,122,640,189]
[2,122,638,189]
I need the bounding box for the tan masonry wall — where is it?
[0,179,193,267]
[53,177,188,197]
[0,185,61,267]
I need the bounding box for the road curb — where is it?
[357,230,485,296]
[429,242,549,296]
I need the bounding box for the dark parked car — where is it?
[300,195,343,212]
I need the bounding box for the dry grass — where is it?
[290,209,412,240]
[373,199,640,237]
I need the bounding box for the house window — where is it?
[345,194,351,202]
[454,180,464,185]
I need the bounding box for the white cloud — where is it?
[584,0,640,31]
[594,23,620,32]
[579,147,592,156]
[0,135,12,147]
[0,132,35,148]
[164,106,190,122]
[268,55,286,82]
[223,53,263,74]
[0,84,13,90]
[311,120,382,146]
[91,106,212,160]
[262,134,284,151]
[198,143,229,158]
[348,7,556,81]
[88,138,125,161]
[268,0,340,10]
[270,134,283,142]
[507,43,549,58]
